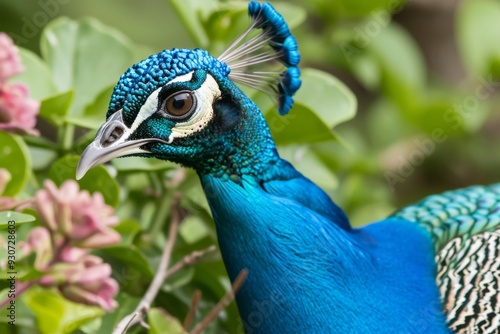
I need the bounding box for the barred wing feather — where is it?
[393,184,500,333]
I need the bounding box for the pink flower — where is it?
[0,33,24,81]
[26,227,53,270]
[61,277,119,312]
[34,180,120,248]
[39,255,119,311]
[0,181,121,312]
[0,82,40,136]
[0,33,38,136]
[32,179,121,311]
[59,246,87,263]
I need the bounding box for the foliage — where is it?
[0,0,498,333]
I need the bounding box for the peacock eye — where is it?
[161,91,196,119]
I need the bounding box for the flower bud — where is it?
[0,33,24,81]
[34,180,121,248]
[0,82,40,136]
[60,277,118,312]
[26,227,52,270]
[53,255,119,311]
[59,246,87,263]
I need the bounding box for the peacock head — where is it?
[76,1,301,180]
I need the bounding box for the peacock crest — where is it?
[218,1,301,115]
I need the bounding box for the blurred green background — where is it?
[0,0,499,333]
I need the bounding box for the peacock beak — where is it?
[76,110,168,180]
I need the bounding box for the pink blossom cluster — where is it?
[22,180,121,311]
[0,32,39,135]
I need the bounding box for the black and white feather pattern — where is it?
[437,231,500,333]
[393,184,500,333]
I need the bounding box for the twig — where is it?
[190,269,248,334]
[0,281,34,308]
[164,245,217,279]
[113,192,182,334]
[165,167,186,188]
[183,290,202,331]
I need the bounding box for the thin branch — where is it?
[113,192,182,334]
[164,245,217,279]
[184,290,202,331]
[0,281,34,308]
[164,167,186,188]
[190,269,248,334]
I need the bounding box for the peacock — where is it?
[76,2,500,333]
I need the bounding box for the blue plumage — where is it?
[77,2,500,333]
[202,169,451,333]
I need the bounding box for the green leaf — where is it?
[491,55,500,78]
[0,287,36,328]
[40,17,78,92]
[40,17,134,116]
[114,219,142,244]
[19,269,45,282]
[112,156,176,172]
[457,0,500,76]
[273,2,307,30]
[24,287,104,334]
[29,146,58,171]
[278,145,338,190]
[294,68,357,128]
[335,0,405,17]
[48,155,120,207]
[114,219,142,234]
[182,180,212,216]
[163,267,195,291]
[12,48,57,100]
[0,211,35,230]
[148,307,187,334]
[0,132,31,196]
[65,86,113,129]
[100,245,154,279]
[39,90,74,126]
[266,103,337,145]
[179,216,210,244]
[350,53,380,90]
[368,23,425,110]
[168,0,216,48]
[204,5,248,55]
[365,98,411,150]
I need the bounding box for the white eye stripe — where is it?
[130,72,194,132]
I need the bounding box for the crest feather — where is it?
[218,1,301,115]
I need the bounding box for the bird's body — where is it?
[77,2,500,333]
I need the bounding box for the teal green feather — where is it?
[393,184,500,252]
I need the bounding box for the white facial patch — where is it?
[129,72,194,133]
[168,74,221,141]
